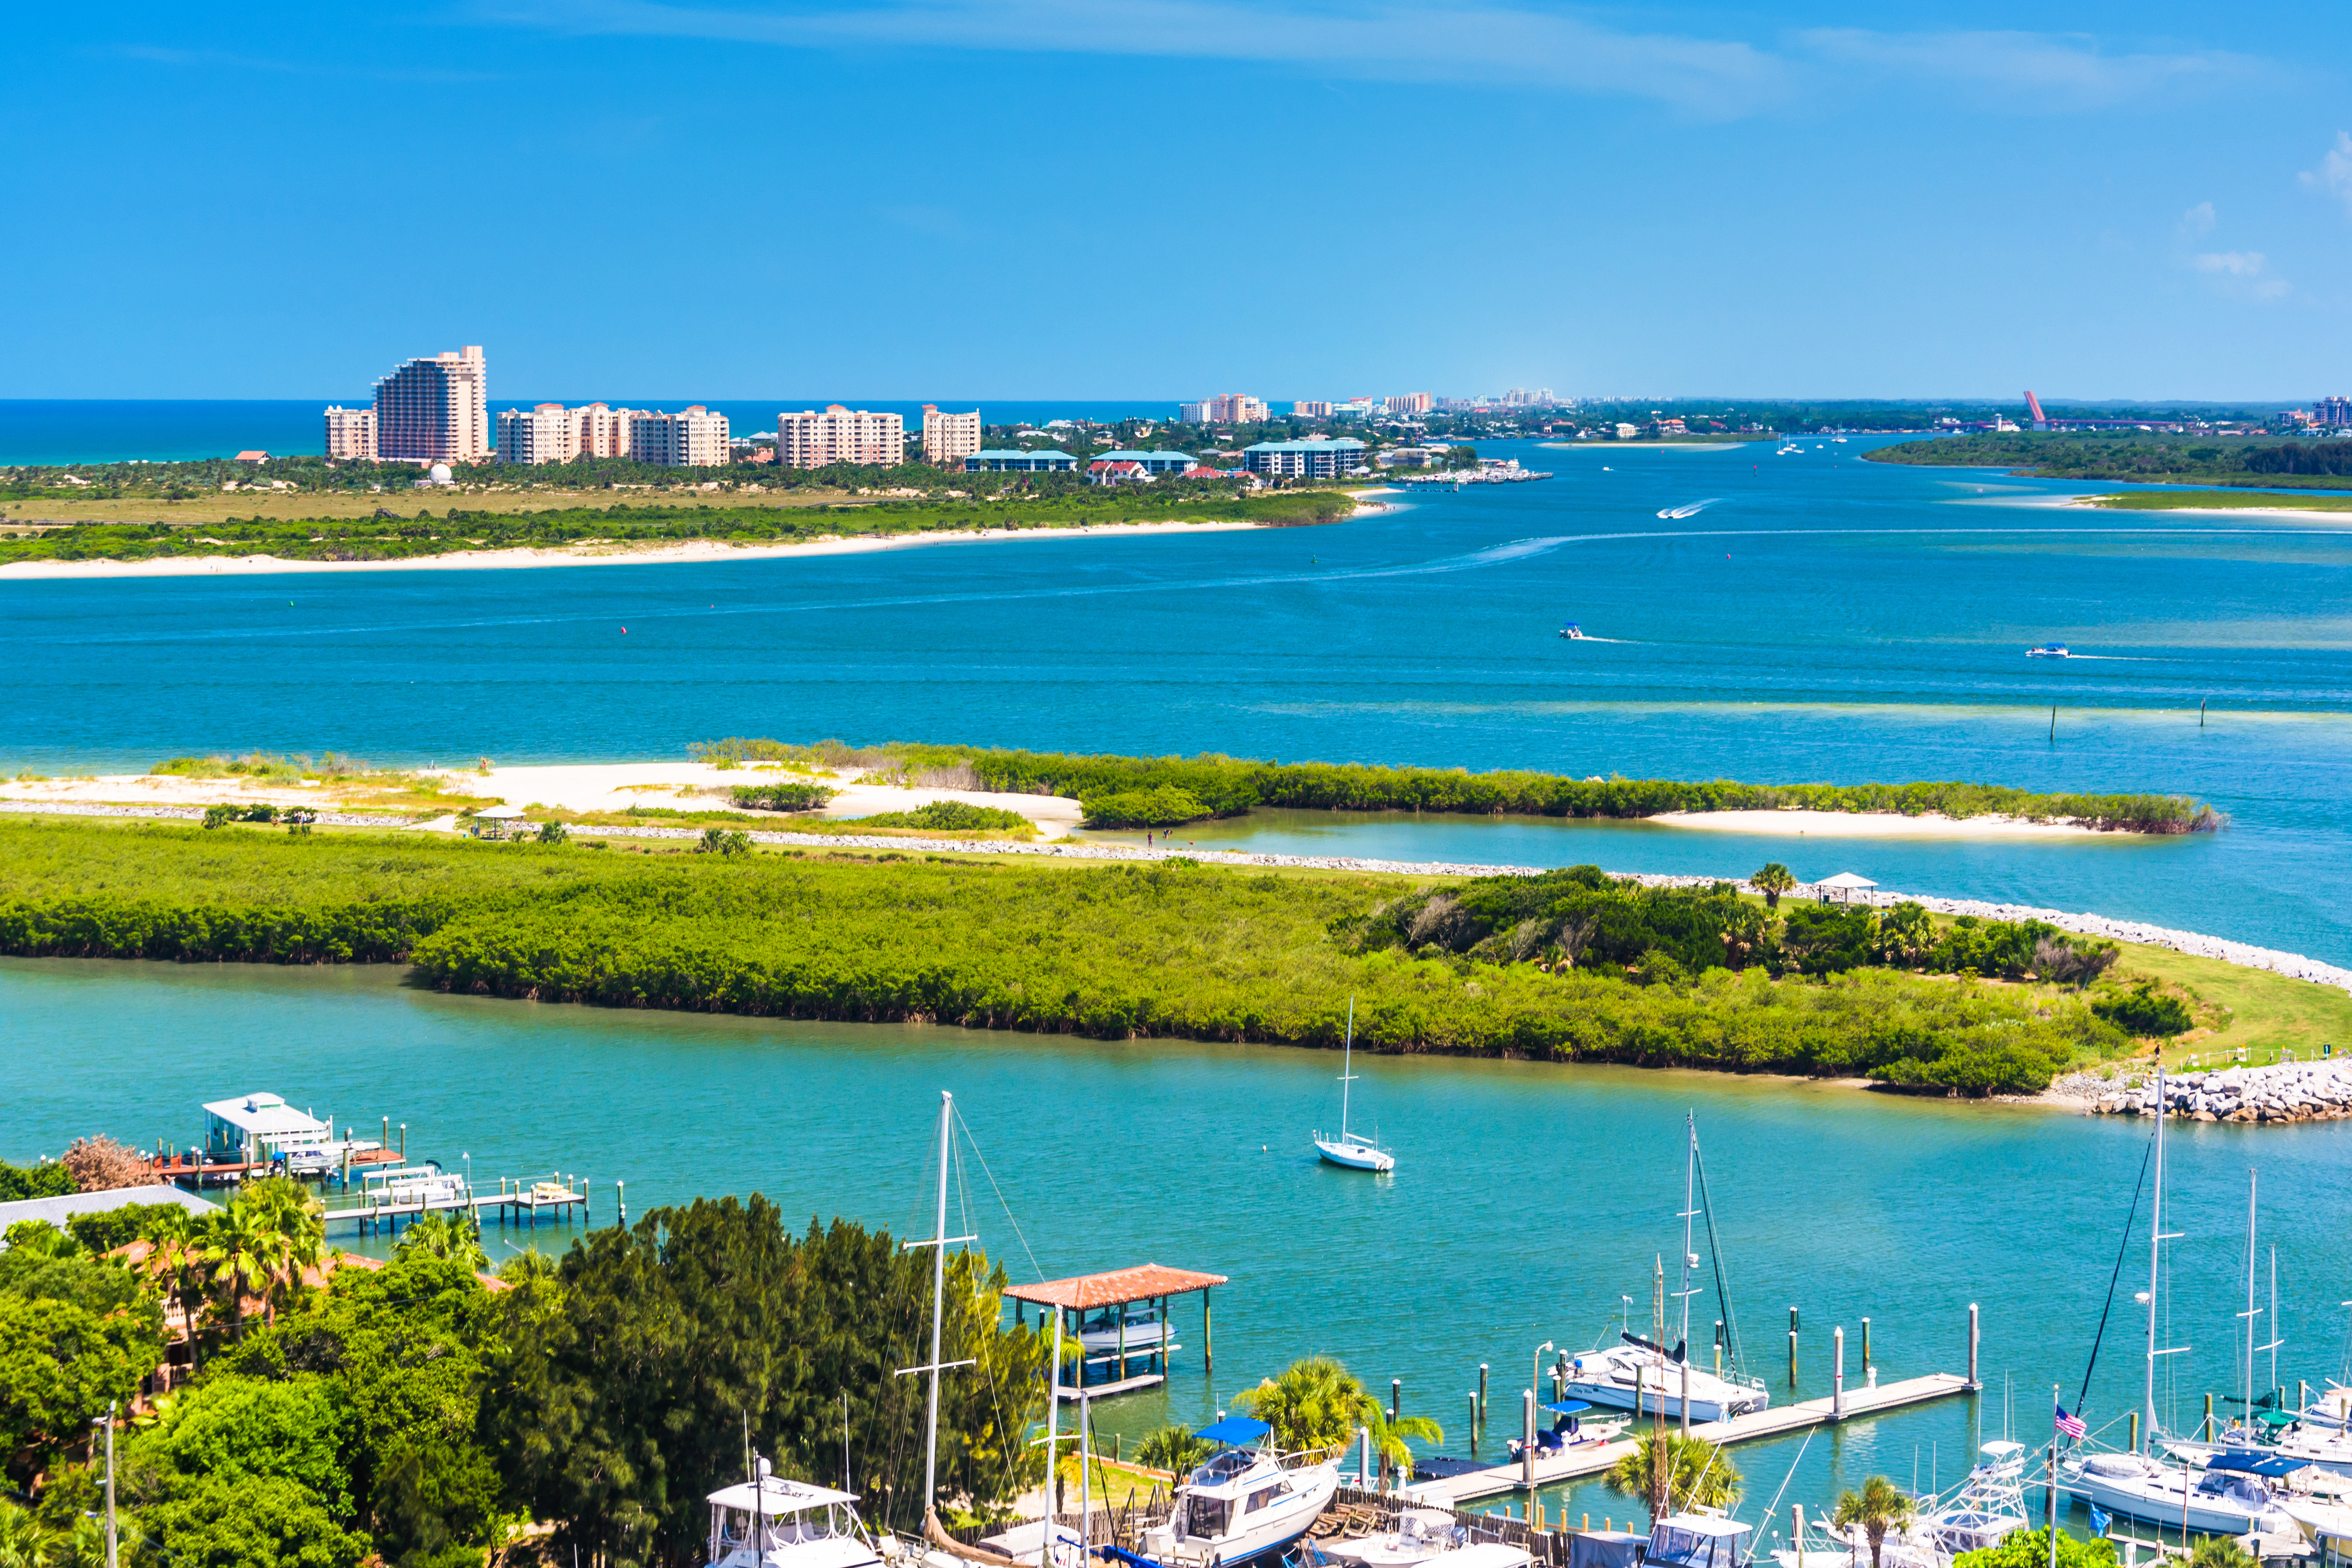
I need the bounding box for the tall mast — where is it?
[2244,1169,2258,1427]
[2144,1069,2164,1450]
[1680,1113,1697,1357]
[2271,1248,2281,1396]
[1340,998,1356,1141]
[925,1091,952,1511]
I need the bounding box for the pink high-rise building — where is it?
[374,345,489,463]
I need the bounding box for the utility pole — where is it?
[103,1400,118,1568]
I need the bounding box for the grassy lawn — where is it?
[2102,944,2352,1070]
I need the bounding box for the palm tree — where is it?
[0,1499,57,1568]
[2189,1539,2257,1568]
[1135,1424,1215,1476]
[1234,1357,1442,1466]
[237,1176,323,1321]
[497,1245,560,1284]
[1831,1476,1916,1568]
[1875,903,1934,967]
[1603,1432,1741,1519]
[202,1200,290,1337]
[1751,863,1797,910]
[396,1212,490,1270]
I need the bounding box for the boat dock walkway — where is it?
[321,1181,589,1233]
[1428,1372,1977,1503]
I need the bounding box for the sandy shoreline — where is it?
[0,519,1262,580]
[1648,808,2101,839]
[2062,497,2352,525]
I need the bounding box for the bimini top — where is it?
[2206,1452,2309,1477]
[1195,1417,1272,1448]
[1542,1402,1594,1416]
[706,1477,861,1513]
[1003,1264,1227,1310]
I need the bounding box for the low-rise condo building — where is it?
[1092,450,1199,475]
[497,404,579,465]
[1293,401,1333,418]
[1242,438,1367,478]
[965,449,1077,473]
[630,406,731,467]
[374,345,489,463]
[324,405,377,460]
[778,406,906,468]
[1180,394,1267,424]
[921,406,981,467]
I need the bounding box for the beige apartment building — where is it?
[921,406,981,467]
[374,345,489,463]
[323,405,377,460]
[630,406,731,467]
[496,404,578,465]
[1180,394,1268,424]
[777,406,906,468]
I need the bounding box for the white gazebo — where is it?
[1816,871,1879,904]
[473,804,526,840]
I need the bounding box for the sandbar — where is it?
[1649,809,2099,839]
[0,519,1260,581]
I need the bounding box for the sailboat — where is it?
[1561,1114,1769,1423]
[1314,999,1395,1172]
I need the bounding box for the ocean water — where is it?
[4,956,2338,1536]
[4,435,2348,960]
[0,399,1188,466]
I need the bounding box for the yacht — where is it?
[1139,1417,1341,1568]
[1918,1440,2031,1557]
[1322,1513,1531,1568]
[705,1470,884,1568]
[2025,645,2070,659]
[1647,1513,1751,1568]
[1315,999,1395,1173]
[1562,1334,1770,1422]
[2059,1449,2301,1536]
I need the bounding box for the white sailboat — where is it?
[1315,999,1395,1172]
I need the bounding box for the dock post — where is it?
[1861,1317,1871,1374]
[2202,1396,2212,1441]
[1833,1327,1845,1420]
[1522,1389,1535,1492]
[1204,1289,1212,1373]
[617,1180,626,1227]
[1479,1364,1490,1431]
[1967,1304,1979,1390]
[400,1123,407,1160]
[1469,1393,1479,1456]
[2303,1381,2311,1416]
[2131,1412,2140,1452]
[1794,1505,1804,1561]
[1789,1314,1800,1388]
[1392,1379,1402,1427]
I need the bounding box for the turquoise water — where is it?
[5,436,2350,958]
[8,956,2347,1540]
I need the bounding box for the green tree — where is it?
[202,1203,290,1338]
[2188,1540,2257,1568]
[1832,1475,1916,1568]
[135,1474,368,1568]
[393,1214,488,1271]
[1751,863,1797,909]
[1232,1356,1441,1466]
[0,1499,57,1568]
[1602,1431,1741,1519]
[0,1296,162,1488]
[1135,1424,1214,1475]
[1952,1528,2117,1568]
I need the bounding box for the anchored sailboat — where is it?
[1314,999,1395,1172]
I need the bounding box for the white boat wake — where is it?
[1655,499,1723,520]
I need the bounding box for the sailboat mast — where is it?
[1680,1112,1696,1355]
[2144,1068,2164,1451]
[925,1090,952,1511]
[1341,998,1355,1141]
[2245,1170,2258,1427]
[2271,1248,2281,1396]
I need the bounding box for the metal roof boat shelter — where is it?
[1004,1264,1227,1400]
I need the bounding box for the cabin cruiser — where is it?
[1918,1440,2031,1557]
[1075,1303,1171,1357]
[706,1470,883,1568]
[2059,1448,2301,1536]
[1647,1512,1750,1568]
[1563,1335,1770,1423]
[2025,645,2069,659]
[1140,1417,1340,1568]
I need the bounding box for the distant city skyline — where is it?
[10,0,2352,400]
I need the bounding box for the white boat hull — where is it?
[2062,1463,2293,1536]
[1146,1460,1339,1567]
[1316,1138,1395,1172]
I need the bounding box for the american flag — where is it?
[2056,1406,2088,1439]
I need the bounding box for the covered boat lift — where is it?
[1005,1263,1227,1399]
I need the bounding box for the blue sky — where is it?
[7,2,2351,401]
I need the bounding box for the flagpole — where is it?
[2050,1384,2063,1568]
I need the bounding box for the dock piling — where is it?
[1392,1379,1402,1426]
[1833,1327,1845,1420]
[1789,1306,1800,1387]
[1862,1317,1871,1373]
[2130,1411,2141,1452]
[1521,1389,1535,1491]
[1967,1304,1979,1390]
[1469,1393,1479,1456]
[1479,1364,1490,1431]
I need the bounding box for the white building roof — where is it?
[1816,872,1879,890]
[202,1093,328,1138]
[0,1184,218,1236]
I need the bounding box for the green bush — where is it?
[0,1160,74,1202]
[2093,983,2196,1037]
[696,828,752,856]
[1081,787,1210,828]
[850,800,1031,833]
[536,821,569,845]
[729,783,837,813]
[202,805,237,830]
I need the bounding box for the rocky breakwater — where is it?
[2082,1062,2352,1123]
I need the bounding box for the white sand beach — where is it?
[0,519,1261,581]
[1649,809,2100,839]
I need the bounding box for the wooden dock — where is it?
[322,1182,589,1234]
[1427,1373,1977,1503]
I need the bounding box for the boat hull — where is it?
[1316,1139,1395,1172]
[1560,1380,1749,1424]
[2062,1470,2289,1536]
[1145,1462,1339,1568]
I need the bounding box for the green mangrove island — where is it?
[1864,432,2352,491]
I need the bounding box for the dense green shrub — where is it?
[849,800,1031,832]
[2094,983,2196,1037]
[1080,787,1211,827]
[0,1160,75,1202]
[729,782,836,812]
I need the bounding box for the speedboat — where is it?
[1918,1440,2031,1557]
[2025,645,2070,659]
[1559,625,1589,641]
[1140,1418,1340,1568]
[1319,1509,1465,1568]
[1561,1335,1770,1423]
[1647,1512,1751,1568]
[2059,1448,2301,1535]
[705,1468,884,1568]
[1504,1400,1621,1465]
[1315,999,1396,1173]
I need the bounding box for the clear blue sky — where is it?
[8,1,2350,402]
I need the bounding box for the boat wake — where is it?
[1656,499,1723,520]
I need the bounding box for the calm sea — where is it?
[2,435,2347,960]
[0,399,1190,466]
[4,956,2336,1536]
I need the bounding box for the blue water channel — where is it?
[7,956,2346,1543]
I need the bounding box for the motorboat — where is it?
[1140,1416,1341,1568]
[1319,1509,1466,1568]
[1504,1400,1619,1465]
[1560,625,1590,641]
[1075,1303,1171,1357]
[1646,1512,1750,1568]
[2025,645,2070,659]
[2172,1420,2352,1479]
[705,1470,884,1568]
[1561,1335,1769,1423]
[1771,1511,1937,1568]
[1315,999,1396,1173]
[1918,1440,2031,1557]
[2058,1448,2301,1536]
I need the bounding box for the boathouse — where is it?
[1005,1263,1226,1399]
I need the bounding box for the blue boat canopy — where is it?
[2207,1451,2308,1476]
[1542,1401,1594,1416]
[1195,1417,1271,1447]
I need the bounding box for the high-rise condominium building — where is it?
[777,406,906,468]
[1293,401,1333,419]
[577,404,636,458]
[497,405,579,465]
[1180,394,1267,424]
[629,407,731,467]
[374,345,489,463]
[921,406,982,467]
[1385,392,1433,416]
[323,405,377,460]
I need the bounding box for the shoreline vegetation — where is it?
[698,738,2220,836]
[0,816,2320,1097]
[2074,489,2352,515]
[0,489,1359,571]
[1863,432,2352,491]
